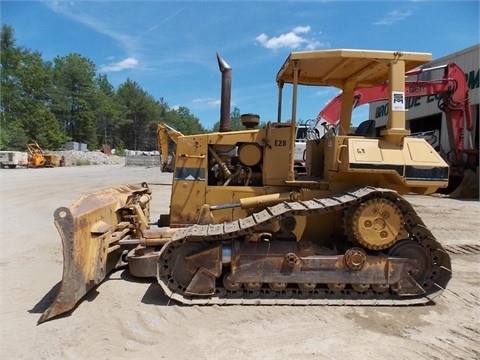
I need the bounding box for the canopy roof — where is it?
[276,49,432,89]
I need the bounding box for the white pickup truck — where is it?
[0,151,29,169]
[293,125,308,173]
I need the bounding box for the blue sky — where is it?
[2,0,479,129]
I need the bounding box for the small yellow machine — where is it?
[40,49,452,323]
[27,141,57,168]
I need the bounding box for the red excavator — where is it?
[311,62,477,198]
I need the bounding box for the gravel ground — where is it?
[1,166,479,360]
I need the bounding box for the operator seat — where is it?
[353,119,376,137]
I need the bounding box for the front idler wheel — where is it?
[388,240,432,284]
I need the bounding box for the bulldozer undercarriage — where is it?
[157,187,451,305]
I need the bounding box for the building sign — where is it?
[375,94,441,118]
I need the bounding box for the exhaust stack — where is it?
[217,53,232,132]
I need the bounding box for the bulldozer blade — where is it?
[38,184,151,324]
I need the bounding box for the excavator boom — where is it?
[317,63,472,131]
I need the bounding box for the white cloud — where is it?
[100,57,139,72]
[193,98,221,107]
[209,99,221,106]
[374,10,412,25]
[45,1,143,64]
[292,26,310,34]
[46,1,136,47]
[312,88,338,98]
[255,26,321,50]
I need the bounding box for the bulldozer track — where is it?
[157,186,452,305]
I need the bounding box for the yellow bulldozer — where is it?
[40,49,452,323]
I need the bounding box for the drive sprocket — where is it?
[348,197,404,250]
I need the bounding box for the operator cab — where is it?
[275,49,449,194]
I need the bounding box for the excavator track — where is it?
[157,186,452,305]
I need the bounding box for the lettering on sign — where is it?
[467,69,479,89]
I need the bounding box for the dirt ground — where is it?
[1,165,479,360]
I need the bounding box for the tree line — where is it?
[0,24,227,153]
